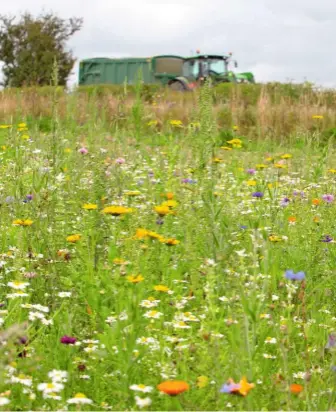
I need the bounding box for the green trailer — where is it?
[78,53,255,90]
[78,55,191,90]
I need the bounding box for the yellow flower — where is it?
[154,285,170,292]
[154,205,171,216]
[232,125,239,131]
[124,191,141,196]
[312,115,323,119]
[256,164,267,169]
[274,163,287,169]
[64,148,72,153]
[281,153,292,159]
[269,235,282,242]
[328,169,336,174]
[17,123,27,128]
[313,216,320,223]
[220,146,232,151]
[213,157,223,163]
[82,203,98,210]
[127,274,144,284]
[147,231,165,241]
[265,157,273,162]
[66,234,81,243]
[21,134,30,140]
[134,228,149,239]
[102,206,133,216]
[113,258,127,265]
[13,219,33,227]
[0,124,11,129]
[227,138,242,148]
[147,120,158,126]
[170,120,183,127]
[161,200,178,209]
[161,238,180,246]
[246,180,256,186]
[196,376,209,389]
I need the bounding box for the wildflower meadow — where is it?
[0,82,335,411]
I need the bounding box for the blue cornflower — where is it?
[220,381,240,394]
[321,235,333,243]
[285,270,305,281]
[252,191,263,198]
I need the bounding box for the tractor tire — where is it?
[169,81,186,92]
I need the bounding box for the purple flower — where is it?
[18,336,28,345]
[280,197,290,207]
[285,270,305,281]
[182,178,197,184]
[60,335,77,345]
[220,381,241,394]
[321,235,333,243]
[293,190,305,198]
[252,191,263,198]
[246,168,256,175]
[78,147,88,155]
[240,225,248,230]
[23,194,33,203]
[326,334,336,349]
[322,194,334,203]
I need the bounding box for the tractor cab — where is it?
[183,53,237,83]
[183,52,255,85]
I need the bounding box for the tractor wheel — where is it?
[169,81,186,92]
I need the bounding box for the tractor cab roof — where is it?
[185,54,230,60]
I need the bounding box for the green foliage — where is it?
[0,12,83,87]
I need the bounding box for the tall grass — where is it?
[0,83,335,143]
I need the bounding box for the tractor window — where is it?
[208,59,226,74]
[183,60,198,78]
[155,58,184,75]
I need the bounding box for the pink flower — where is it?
[322,194,334,203]
[78,147,88,155]
[115,157,125,164]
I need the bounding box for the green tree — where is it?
[0,12,83,87]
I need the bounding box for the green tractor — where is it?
[181,51,255,89]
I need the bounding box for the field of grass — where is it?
[0,82,335,411]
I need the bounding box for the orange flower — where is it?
[157,381,189,396]
[161,192,174,200]
[231,377,255,397]
[290,384,303,394]
[312,198,320,206]
[288,216,296,223]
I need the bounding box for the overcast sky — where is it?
[1,0,336,87]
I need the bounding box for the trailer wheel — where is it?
[169,81,186,92]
